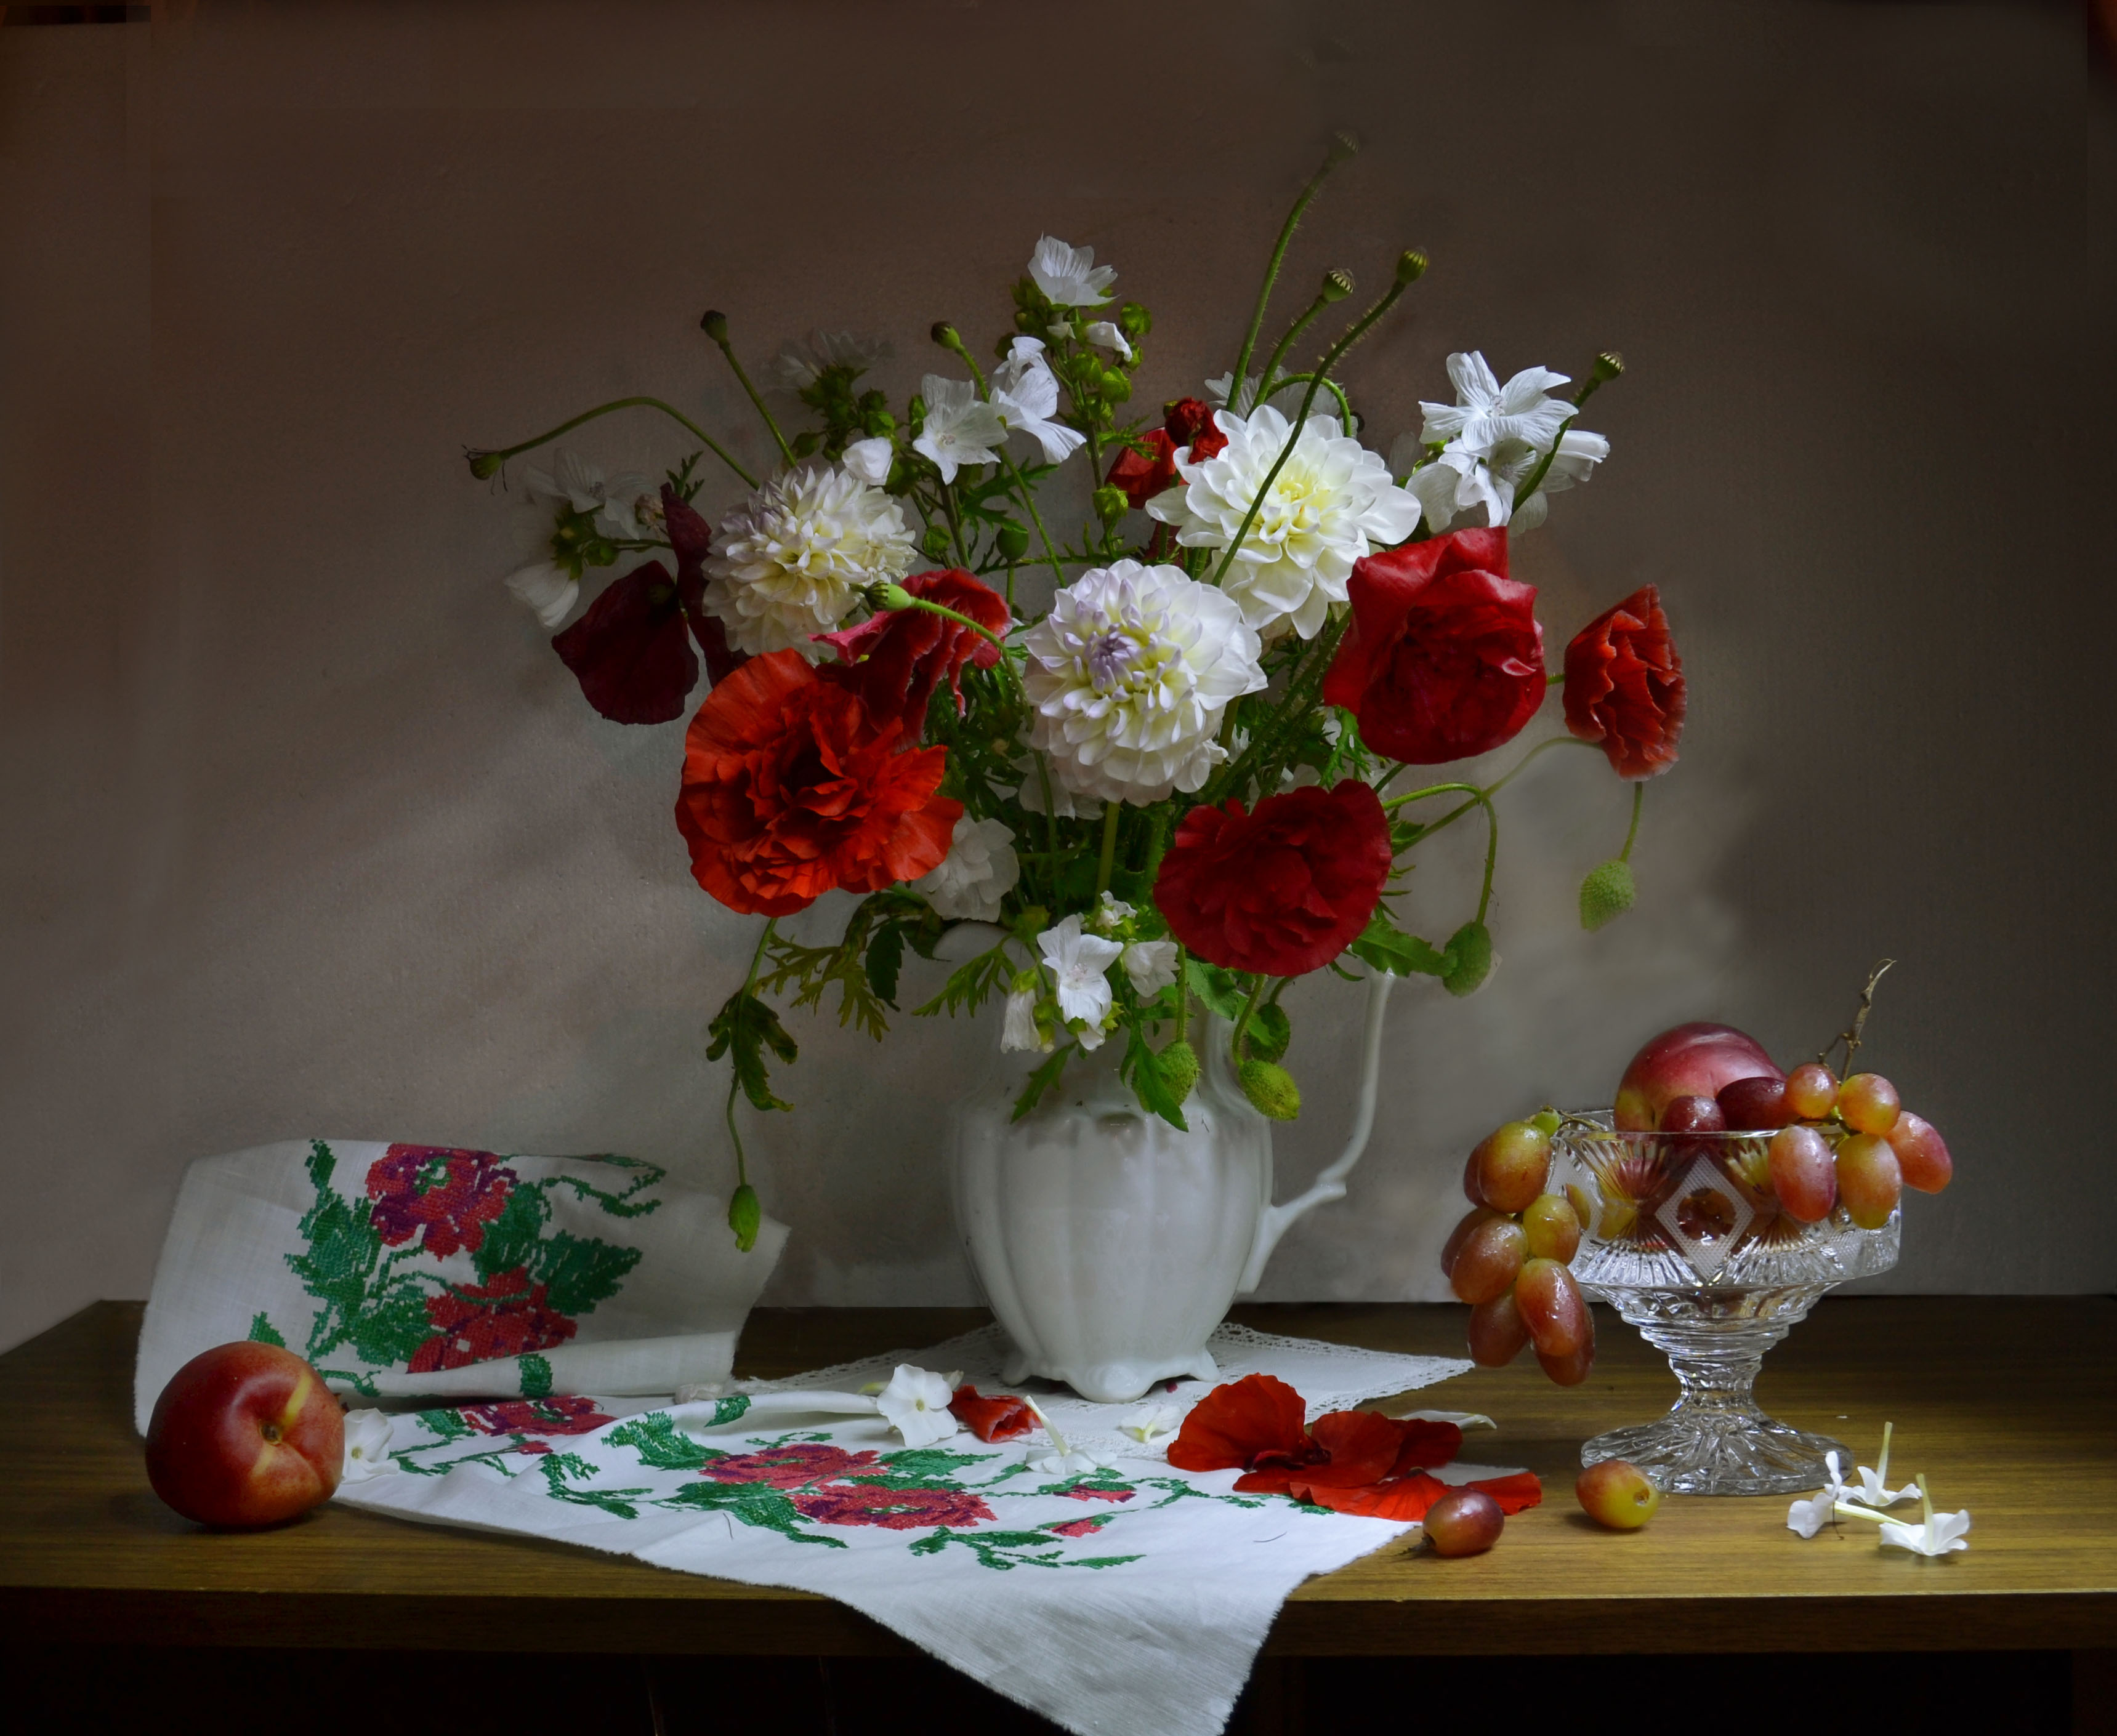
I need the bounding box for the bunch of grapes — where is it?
[1686,1064,1953,1228]
[1441,1111,1597,1386]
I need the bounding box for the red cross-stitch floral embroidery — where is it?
[408,1267,578,1372]
[789,1485,998,1530]
[366,1145,518,1258]
[701,1444,884,1489]
[1048,1516,1111,1538]
[1052,1484,1132,1503]
[461,1396,615,1436]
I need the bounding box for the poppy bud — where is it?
[994,520,1030,561]
[1442,922,1493,997]
[1239,1059,1302,1121]
[1579,860,1637,932]
[1592,352,1625,382]
[700,310,730,342]
[930,321,962,352]
[466,449,503,480]
[1157,1040,1200,1106]
[727,1183,761,1253]
[1396,251,1429,286]
[1321,268,1354,303]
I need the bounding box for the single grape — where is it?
[1521,1193,1583,1263]
[1424,1488,1504,1557]
[1536,1338,1595,1386]
[1515,1258,1591,1357]
[1449,1217,1528,1306]
[1836,1131,1903,1228]
[1767,1125,1837,1223]
[1838,1072,1901,1136]
[1473,1121,1552,1214]
[1440,1205,1501,1278]
[1565,1182,1597,1234]
[1461,1147,1486,1207]
[1887,1111,1954,1194]
[1718,1074,1792,1132]
[1576,1460,1661,1530]
[1783,1063,1839,1120]
[1467,1290,1531,1367]
[1658,1094,1727,1135]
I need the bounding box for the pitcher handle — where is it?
[1238,969,1395,1294]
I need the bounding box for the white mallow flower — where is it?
[1001,984,1050,1053]
[914,376,1009,483]
[1398,427,1608,534]
[774,329,892,388]
[916,816,1020,923]
[1787,1451,1848,1539]
[1028,235,1116,307]
[875,1365,961,1448]
[990,339,1086,465]
[341,1409,399,1482]
[1879,1508,1972,1556]
[1119,1402,1182,1446]
[504,560,578,630]
[1089,892,1136,936]
[1204,371,1259,414]
[704,460,914,656]
[1121,940,1179,999]
[1038,915,1123,1034]
[1149,408,1423,641]
[1021,560,1267,803]
[1083,320,1132,360]
[524,448,655,540]
[1417,352,1578,461]
[841,436,895,486]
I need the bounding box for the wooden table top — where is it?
[2,1298,2111,1657]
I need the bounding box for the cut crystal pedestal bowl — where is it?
[1552,1112,1898,1496]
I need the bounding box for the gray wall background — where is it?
[4,1,2115,1354]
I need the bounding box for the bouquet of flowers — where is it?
[466,141,1687,1258]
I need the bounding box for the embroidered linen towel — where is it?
[134,1138,786,1432]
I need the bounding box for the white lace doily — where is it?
[741,1322,1474,1461]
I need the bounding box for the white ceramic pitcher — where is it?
[950,971,1395,1403]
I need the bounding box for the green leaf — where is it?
[531,1229,643,1317]
[1442,920,1494,997]
[1121,1024,1188,1131]
[1010,1044,1074,1121]
[1345,907,1451,978]
[913,942,1015,1019]
[1185,957,1249,1022]
[1246,1004,1292,1064]
[707,992,799,1113]
[865,922,906,1007]
[246,1312,286,1349]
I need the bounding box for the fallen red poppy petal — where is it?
[949,1384,1035,1442]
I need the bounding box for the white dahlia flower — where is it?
[1020,560,1266,805]
[916,816,1020,923]
[704,460,914,656]
[1147,407,1424,641]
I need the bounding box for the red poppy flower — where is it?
[1563,585,1685,778]
[1322,528,1546,765]
[1104,398,1228,508]
[674,650,962,917]
[949,1384,1036,1442]
[408,1268,576,1373]
[664,485,745,688]
[814,569,1009,742]
[1154,781,1393,978]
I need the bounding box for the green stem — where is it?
[1475,794,1499,925]
[1260,372,1356,435]
[999,450,1070,590]
[471,396,757,490]
[897,592,1007,648]
[722,918,778,1190]
[1094,802,1122,898]
[1382,780,1483,814]
[1228,973,1269,1068]
[709,334,796,469]
[1619,781,1644,862]
[1230,139,1352,398]
[1257,293,1337,401]
[938,480,972,567]
[1509,408,1577,518]
[1172,946,1191,1046]
[1034,755,1062,894]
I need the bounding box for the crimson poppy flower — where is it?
[1322,528,1546,765]
[1563,585,1685,778]
[1104,397,1229,508]
[949,1384,1036,1442]
[674,649,962,917]
[1154,781,1393,978]
[814,569,1009,742]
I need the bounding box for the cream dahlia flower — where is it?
[1021,560,1265,805]
[1147,407,1424,641]
[703,460,914,656]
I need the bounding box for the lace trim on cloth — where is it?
[740,1322,1473,1461]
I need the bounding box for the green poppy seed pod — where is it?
[1321,268,1354,303]
[930,321,962,351]
[1158,1040,1200,1107]
[700,309,730,343]
[727,1183,762,1253]
[1239,1059,1302,1121]
[1328,129,1360,163]
[875,583,916,613]
[1592,352,1625,382]
[1092,484,1129,526]
[1396,250,1430,286]
[1579,859,1637,932]
[994,520,1030,561]
[466,450,503,480]
[1442,920,1493,997]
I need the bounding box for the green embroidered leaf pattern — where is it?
[908,1527,1142,1572]
[855,1447,994,1485]
[518,1353,554,1397]
[287,1141,387,1361]
[537,1453,650,1517]
[531,1228,643,1317]
[246,1312,286,1348]
[607,1411,723,1473]
[652,1478,848,1548]
[472,1185,549,1284]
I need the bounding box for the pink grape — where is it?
[1839,1073,1902,1136]
[1887,1111,1954,1194]
[1450,1218,1528,1306]
[1767,1125,1837,1222]
[1515,1258,1591,1358]
[1467,1290,1531,1367]
[1440,1206,1501,1279]
[1658,1094,1726,1135]
[1461,1149,1486,1207]
[1472,1122,1552,1214]
[1783,1063,1839,1120]
[1718,1074,1792,1131]
[1576,1460,1661,1530]
[1424,1488,1505,1557]
[1837,1132,1903,1228]
[1536,1339,1595,1386]
[1521,1193,1583,1263]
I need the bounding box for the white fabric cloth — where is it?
[134,1138,786,1431]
